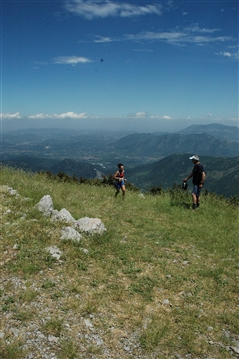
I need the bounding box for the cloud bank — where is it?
[53,56,92,65]
[28,112,88,119]
[64,0,162,19]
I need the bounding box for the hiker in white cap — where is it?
[183,155,206,210]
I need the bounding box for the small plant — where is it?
[0,339,25,359]
[129,276,156,301]
[42,318,64,337]
[59,339,79,359]
[41,280,56,289]
[139,318,170,351]
[19,289,38,303]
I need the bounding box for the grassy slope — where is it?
[1,166,239,359]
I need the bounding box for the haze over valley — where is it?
[1,123,238,198]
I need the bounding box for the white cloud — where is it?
[161,115,174,120]
[53,56,92,65]
[28,112,88,119]
[128,112,174,120]
[64,0,162,19]
[124,27,232,46]
[128,111,149,118]
[150,115,174,120]
[218,51,239,59]
[57,112,87,119]
[0,112,21,120]
[94,36,113,43]
[135,111,148,117]
[187,25,219,34]
[133,48,153,52]
[202,113,213,119]
[28,113,49,119]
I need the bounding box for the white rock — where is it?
[51,208,75,223]
[138,194,145,198]
[48,335,59,343]
[45,246,62,260]
[84,319,93,328]
[162,299,170,305]
[61,226,82,242]
[75,217,106,235]
[35,195,54,217]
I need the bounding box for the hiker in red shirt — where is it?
[113,163,126,198]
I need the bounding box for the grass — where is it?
[0,165,239,358]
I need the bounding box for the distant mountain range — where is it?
[112,132,238,158]
[178,123,239,141]
[1,123,238,197]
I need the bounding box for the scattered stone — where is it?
[207,326,214,331]
[45,246,62,260]
[51,208,75,224]
[35,195,54,217]
[75,217,106,235]
[138,194,145,199]
[230,345,239,355]
[124,346,131,351]
[60,226,82,242]
[80,248,89,254]
[84,319,93,328]
[162,299,170,305]
[11,328,20,336]
[9,188,19,196]
[48,335,59,343]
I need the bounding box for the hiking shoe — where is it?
[192,204,197,210]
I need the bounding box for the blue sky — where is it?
[1,0,238,132]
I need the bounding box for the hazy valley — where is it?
[1,123,238,198]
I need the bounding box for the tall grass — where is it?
[0,165,238,358]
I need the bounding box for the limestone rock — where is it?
[75,217,106,235]
[35,195,53,217]
[51,208,75,224]
[61,226,82,242]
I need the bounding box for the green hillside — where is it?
[1,165,239,359]
[126,154,239,198]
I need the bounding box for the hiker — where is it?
[113,163,126,198]
[183,155,206,210]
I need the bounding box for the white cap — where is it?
[189,155,199,161]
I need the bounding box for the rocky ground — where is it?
[1,184,239,359]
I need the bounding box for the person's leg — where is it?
[191,186,198,210]
[121,184,126,199]
[196,195,200,207]
[115,183,120,197]
[196,187,201,207]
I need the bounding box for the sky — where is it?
[1,0,238,132]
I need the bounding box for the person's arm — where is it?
[113,171,119,180]
[199,171,206,187]
[183,171,193,182]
